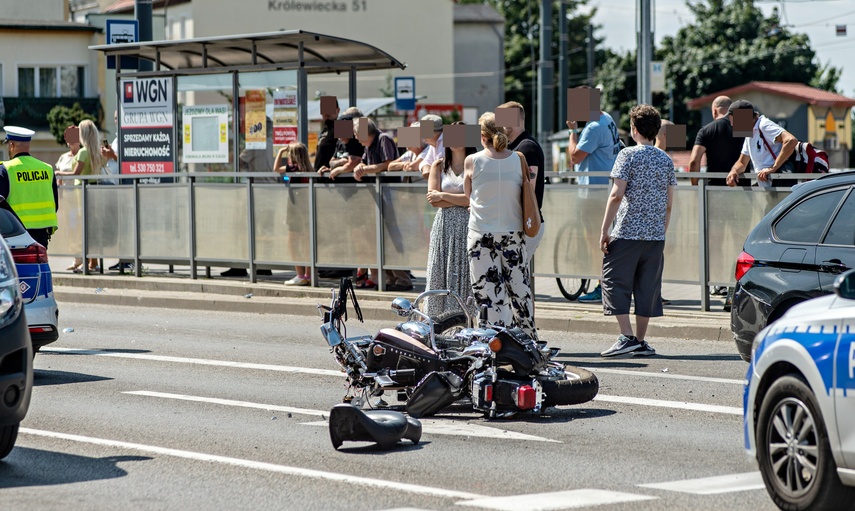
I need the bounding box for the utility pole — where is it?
[537,0,554,168]
[135,0,153,71]
[637,0,653,104]
[558,1,568,128]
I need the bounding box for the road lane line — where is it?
[42,347,343,377]
[456,489,657,510]
[594,395,742,415]
[43,348,744,386]
[638,472,764,494]
[19,427,487,500]
[583,367,743,385]
[126,391,560,443]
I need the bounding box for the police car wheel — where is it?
[756,375,855,510]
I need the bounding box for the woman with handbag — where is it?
[424,122,476,317]
[464,112,538,340]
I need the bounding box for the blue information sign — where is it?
[395,77,416,111]
[106,19,139,70]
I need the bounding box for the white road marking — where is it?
[638,472,765,494]
[126,391,559,443]
[583,367,743,385]
[50,348,743,416]
[301,420,559,443]
[593,395,742,415]
[456,489,657,510]
[19,428,486,500]
[43,347,343,377]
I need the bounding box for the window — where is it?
[774,189,846,243]
[17,66,85,97]
[823,189,855,246]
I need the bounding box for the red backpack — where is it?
[758,131,829,174]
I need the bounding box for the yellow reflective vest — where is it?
[3,155,58,229]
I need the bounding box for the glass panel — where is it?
[707,187,790,284]
[85,186,135,258]
[194,184,248,261]
[663,187,700,282]
[253,184,310,264]
[39,67,57,97]
[139,185,190,259]
[534,185,610,278]
[60,66,82,97]
[382,186,435,269]
[50,186,83,256]
[237,70,299,182]
[176,73,234,176]
[315,184,378,267]
[823,190,855,246]
[774,190,844,244]
[18,68,35,97]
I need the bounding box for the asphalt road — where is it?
[4,303,776,511]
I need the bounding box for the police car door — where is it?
[835,307,855,469]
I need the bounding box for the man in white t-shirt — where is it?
[725,100,798,188]
[417,114,444,179]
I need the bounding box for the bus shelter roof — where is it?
[90,29,407,75]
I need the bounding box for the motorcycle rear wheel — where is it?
[540,365,599,407]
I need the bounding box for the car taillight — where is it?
[735,251,755,282]
[515,385,537,410]
[11,243,48,264]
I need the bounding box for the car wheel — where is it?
[0,422,20,459]
[756,375,855,510]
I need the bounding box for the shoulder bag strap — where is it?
[756,129,778,159]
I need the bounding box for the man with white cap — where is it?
[418,114,444,179]
[0,126,59,248]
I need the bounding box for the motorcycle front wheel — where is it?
[540,365,599,407]
[433,310,468,336]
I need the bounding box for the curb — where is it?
[54,275,732,343]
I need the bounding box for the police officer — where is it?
[0,126,59,248]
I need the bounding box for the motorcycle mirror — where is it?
[390,297,413,317]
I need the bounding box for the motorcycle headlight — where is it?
[0,239,22,328]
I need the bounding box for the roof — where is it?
[90,30,407,74]
[688,81,855,109]
[454,4,505,24]
[0,19,99,32]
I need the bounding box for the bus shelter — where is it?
[50,31,407,285]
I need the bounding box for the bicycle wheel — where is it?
[556,278,589,301]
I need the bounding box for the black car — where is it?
[0,232,33,459]
[731,171,855,361]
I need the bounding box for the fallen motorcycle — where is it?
[319,278,598,418]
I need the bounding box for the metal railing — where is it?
[51,170,821,310]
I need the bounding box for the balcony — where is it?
[1,97,102,130]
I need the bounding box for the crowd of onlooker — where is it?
[19,88,793,359]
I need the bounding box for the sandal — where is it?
[354,272,368,285]
[356,279,377,289]
[66,264,81,271]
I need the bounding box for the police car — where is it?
[0,199,58,353]
[744,269,855,510]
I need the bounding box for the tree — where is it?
[657,0,841,141]
[46,103,96,145]
[458,0,604,133]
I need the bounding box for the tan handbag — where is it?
[517,151,541,237]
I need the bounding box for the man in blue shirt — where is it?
[567,94,621,303]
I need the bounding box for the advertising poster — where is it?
[120,77,174,174]
[273,89,298,148]
[181,105,229,163]
[244,89,267,150]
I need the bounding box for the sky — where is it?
[590,0,855,98]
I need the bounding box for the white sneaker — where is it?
[285,276,309,286]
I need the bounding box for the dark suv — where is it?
[731,171,855,362]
